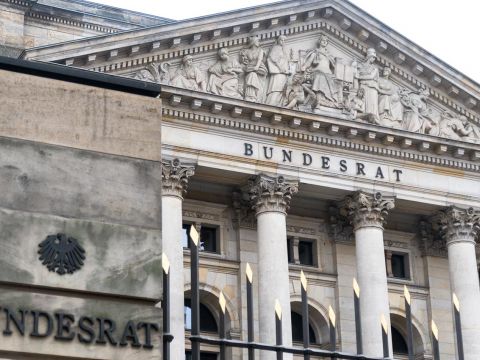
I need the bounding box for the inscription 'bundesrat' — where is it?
[0,306,159,350]
[244,142,403,182]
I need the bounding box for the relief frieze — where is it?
[132,33,480,145]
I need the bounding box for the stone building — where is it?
[1,0,480,359]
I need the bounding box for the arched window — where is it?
[391,326,408,355]
[184,299,218,333]
[291,311,317,343]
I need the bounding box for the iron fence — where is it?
[161,226,457,360]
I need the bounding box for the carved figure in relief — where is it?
[301,35,338,109]
[346,87,366,119]
[429,111,475,141]
[266,35,291,106]
[462,119,480,143]
[355,48,380,121]
[285,73,315,109]
[207,48,243,99]
[399,88,430,133]
[240,36,268,102]
[377,67,403,128]
[171,54,207,91]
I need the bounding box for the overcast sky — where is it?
[89,0,479,83]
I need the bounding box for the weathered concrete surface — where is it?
[0,68,163,358]
[0,69,162,162]
[0,287,162,359]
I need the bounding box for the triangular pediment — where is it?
[22,0,480,147]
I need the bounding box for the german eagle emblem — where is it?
[38,233,86,275]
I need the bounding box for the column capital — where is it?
[248,174,298,216]
[433,206,480,245]
[161,158,195,199]
[340,191,395,230]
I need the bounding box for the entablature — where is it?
[161,85,480,172]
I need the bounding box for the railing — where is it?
[162,226,459,360]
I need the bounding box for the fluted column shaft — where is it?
[342,191,394,357]
[436,206,480,360]
[162,158,195,360]
[248,174,298,360]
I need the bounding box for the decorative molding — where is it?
[232,190,256,230]
[161,158,195,199]
[163,103,480,169]
[433,206,480,246]
[247,174,299,216]
[327,202,354,245]
[182,210,220,222]
[340,191,395,230]
[88,19,480,128]
[26,11,119,34]
[286,225,316,236]
[418,218,447,258]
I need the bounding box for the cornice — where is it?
[160,85,480,172]
[25,10,119,34]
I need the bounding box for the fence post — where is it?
[431,320,440,360]
[219,291,227,360]
[246,263,255,360]
[452,294,464,360]
[275,299,283,360]
[162,253,172,360]
[381,314,389,359]
[353,278,362,355]
[404,286,414,360]
[301,271,310,360]
[189,225,201,360]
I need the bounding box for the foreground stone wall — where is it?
[0,69,163,359]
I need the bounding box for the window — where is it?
[182,223,220,254]
[287,236,317,267]
[392,326,408,355]
[385,251,410,280]
[287,237,294,264]
[182,223,191,248]
[184,299,218,333]
[298,240,314,266]
[291,311,316,343]
[200,226,218,253]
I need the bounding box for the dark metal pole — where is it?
[301,271,310,360]
[162,254,172,360]
[275,300,283,360]
[353,278,362,355]
[246,263,255,360]
[329,306,336,358]
[381,315,389,359]
[404,286,414,360]
[431,320,440,360]
[219,292,227,360]
[190,226,201,360]
[453,294,464,360]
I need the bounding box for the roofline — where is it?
[0,56,162,97]
[20,0,480,94]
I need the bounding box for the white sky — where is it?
[89,0,479,83]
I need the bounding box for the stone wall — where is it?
[0,68,163,359]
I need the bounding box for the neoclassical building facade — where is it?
[1,0,480,359]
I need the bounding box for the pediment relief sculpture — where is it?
[130,33,480,145]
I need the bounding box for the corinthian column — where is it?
[435,206,480,360]
[162,158,195,359]
[342,191,394,356]
[248,174,298,359]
